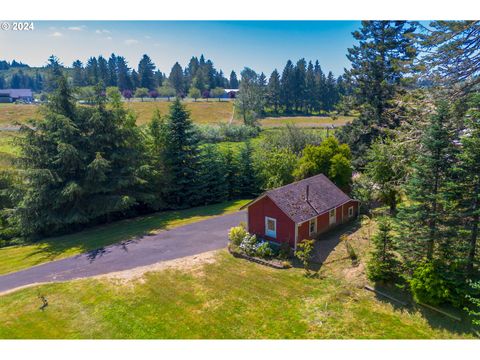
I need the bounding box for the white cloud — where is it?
[105,36,113,41]
[68,26,86,31]
[124,39,139,45]
[50,32,63,37]
[95,29,111,34]
[144,35,151,39]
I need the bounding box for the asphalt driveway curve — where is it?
[0,211,246,294]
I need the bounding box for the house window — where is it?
[309,218,317,236]
[265,217,277,238]
[348,206,354,218]
[329,208,336,225]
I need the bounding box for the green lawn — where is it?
[0,199,249,276]
[0,248,474,339]
[260,115,355,128]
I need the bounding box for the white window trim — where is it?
[348,206,354,218]
[309,217,317,237]
[265,216,277,239]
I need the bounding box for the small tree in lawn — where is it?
[203,89,211,102]
[159,85,176,101]
[188,87,201,102]
[367,218,399,282]
[149,89,159,101]
[295,239,315,275]
[211,87,225,101]
[135,87,149,102]
[122,89,133,101]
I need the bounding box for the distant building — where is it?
[224,88,239,99]
[0,89,34,103]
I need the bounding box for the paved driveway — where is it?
[0,211,246,294]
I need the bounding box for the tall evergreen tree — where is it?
[138,54,156,90]
[267,69,281,113]
[15,76,146,236]
[169,62,185,96]
[116,56,132,91]
[338,21,417,166]
[399,101,456,263]
[197,145,228,205]
[72,60,84,87]
[229,70,239,89]
[85,57,99,85]
[281,60,296,113]
[97,56,109,86]
[447,94,480,273]
[163,99,201,208]
[107,53,118,87]
[294,58,307,111]
[238,141,259,197]
[305,61,316,113]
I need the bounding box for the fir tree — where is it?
[138,54,156,90]
[399,101,456,263]
[267,69,281,113]
[163,98,201,208]
[338,21,417,166]
[229,70,239,89]
[169,62,185,96]
[367,218,399,282]
[197,145,228,205]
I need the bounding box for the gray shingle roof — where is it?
[0,89,33,98]
[265,174,353,223]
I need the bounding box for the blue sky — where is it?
[0,21,361,76]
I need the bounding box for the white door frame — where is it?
[265,216,277,238]
[329,208,336,226]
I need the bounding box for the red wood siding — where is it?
[247,196,296,247]
[297,201,360,241]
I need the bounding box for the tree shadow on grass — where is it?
[370,282,477,338]
[19,200,246,267]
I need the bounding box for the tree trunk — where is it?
[467,181,479,274]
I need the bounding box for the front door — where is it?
[265,217,277,238]
[329,208,336,226]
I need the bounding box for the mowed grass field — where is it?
[0,199,249,276]
[0,100,234,127]
[260,115,355,128]
[0,221,474,339]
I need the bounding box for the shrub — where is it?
[344,239,358,265]
[366,218,399,282]
[196,124,260,143]
[228,226,247,246]
[240,233,258,256]
[409,261,453,305]
[295,239,315,275]
[255,241,274,259]
[279,242,292,259]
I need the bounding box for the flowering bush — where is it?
[240,233,258,256]
[255,241,274,259]
[228,226,247,246]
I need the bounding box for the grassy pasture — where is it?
[260,115,355,128]
[0,101,234,127]
[0,220,474,339]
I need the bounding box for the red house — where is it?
[242,174,359,250]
